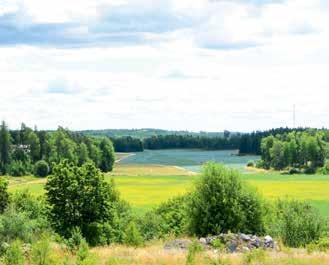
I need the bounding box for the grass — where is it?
[6,164,329,217]
[91,244,329,265]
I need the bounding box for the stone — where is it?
[164,239,192,250]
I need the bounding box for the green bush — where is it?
[270,200,324,247]
[45,161,130,245]
[307,237,329,252]
[4,240,24,265]
[188,162,265,236]
[7,160,31,177]
[0,190,49,244]
[34,160,50,177]
[246,161,254,167]
[31,235,52,265]
[139,196,188,240]
[123,222,144,247]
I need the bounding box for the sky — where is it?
[1,0,329,132]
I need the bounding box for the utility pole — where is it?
[293,104,296,128]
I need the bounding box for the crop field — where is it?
[6,150,329,217]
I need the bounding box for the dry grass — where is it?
[90,244,329,265]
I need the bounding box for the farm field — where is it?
[7,161,329,216]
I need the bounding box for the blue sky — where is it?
[1,0,329,131]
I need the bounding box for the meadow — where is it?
[7,162,329,216]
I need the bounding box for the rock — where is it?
[199,237,207,245]
[240,233,251,241]
[264,235,274,248]
[164,239,192,250]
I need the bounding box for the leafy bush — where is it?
[0,190,49,245]
[188,162,265,236]
[34,160,50,177]
[307,237,329,253]
[4,240,24,265]
[255,160,266,169]
[269,200,324,247]
[123,222,144,247]
[7,160,31,177]
[246,161,254,167]
[139,196,188,240]
[45,161,131,245]
[31,235,52,265]
[0,178,9,213]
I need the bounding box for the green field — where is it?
[7,163,329,217]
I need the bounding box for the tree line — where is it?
[0,121,115,176]
[256,130,329,172]
[238,127,310,155]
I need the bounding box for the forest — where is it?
[0,121,115,177]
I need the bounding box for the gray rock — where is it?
[240,233,251,241]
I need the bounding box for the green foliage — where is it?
[0,121,11,175]
[186,241,203,265]
[45,161,127,245]
[66,227,84,253]
[260,131,327,171]
[123,222,144,247]
[99,138,115,172]
[307,237,329,253]
[0,178,9,213]
[188,162,265,237]
[7,160,32,176]
[139,196,188,240]
[269,200,324,247]
[34,160,50,177]
[4,240,24,265]
[31,235,52,265]
[0,190,49,244]
[246,161,254,167]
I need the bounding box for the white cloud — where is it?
[1,0,329,131]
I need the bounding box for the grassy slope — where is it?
[7,164,329,217]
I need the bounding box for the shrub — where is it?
[270,200,324,247]
[31,235,52,265]
[246,161,254,167]
[123,222,144,247]
[4,240,24,265]
[0,178,9,213]
[307,237,329,253]
[0,190,49,244]
[188,162,265,236]
[255,160,266,169]
[7,160,31,177]
[45,160,127,244]
[34,160,50,177]
[139,195,188,240]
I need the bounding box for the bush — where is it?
[45,160,127,244]
[139,196,188,240]
[0,190,49,244]
[34,160,49,177]
[188,163,265,237]
[31,235,52,265]
[4,240,24,265]
[255,160,266,169]
[270,200,324,247]
[307,237,329,253]
[123,222,144,247]
[246,161,254,167]
[7,160,31,177]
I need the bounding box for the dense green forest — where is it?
[143,134,240,150]
[255,130,329,173]
[0,121,115,176]
[238,127,310,154]
[80,128,230,138]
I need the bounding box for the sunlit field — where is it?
[7,163,329,217]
